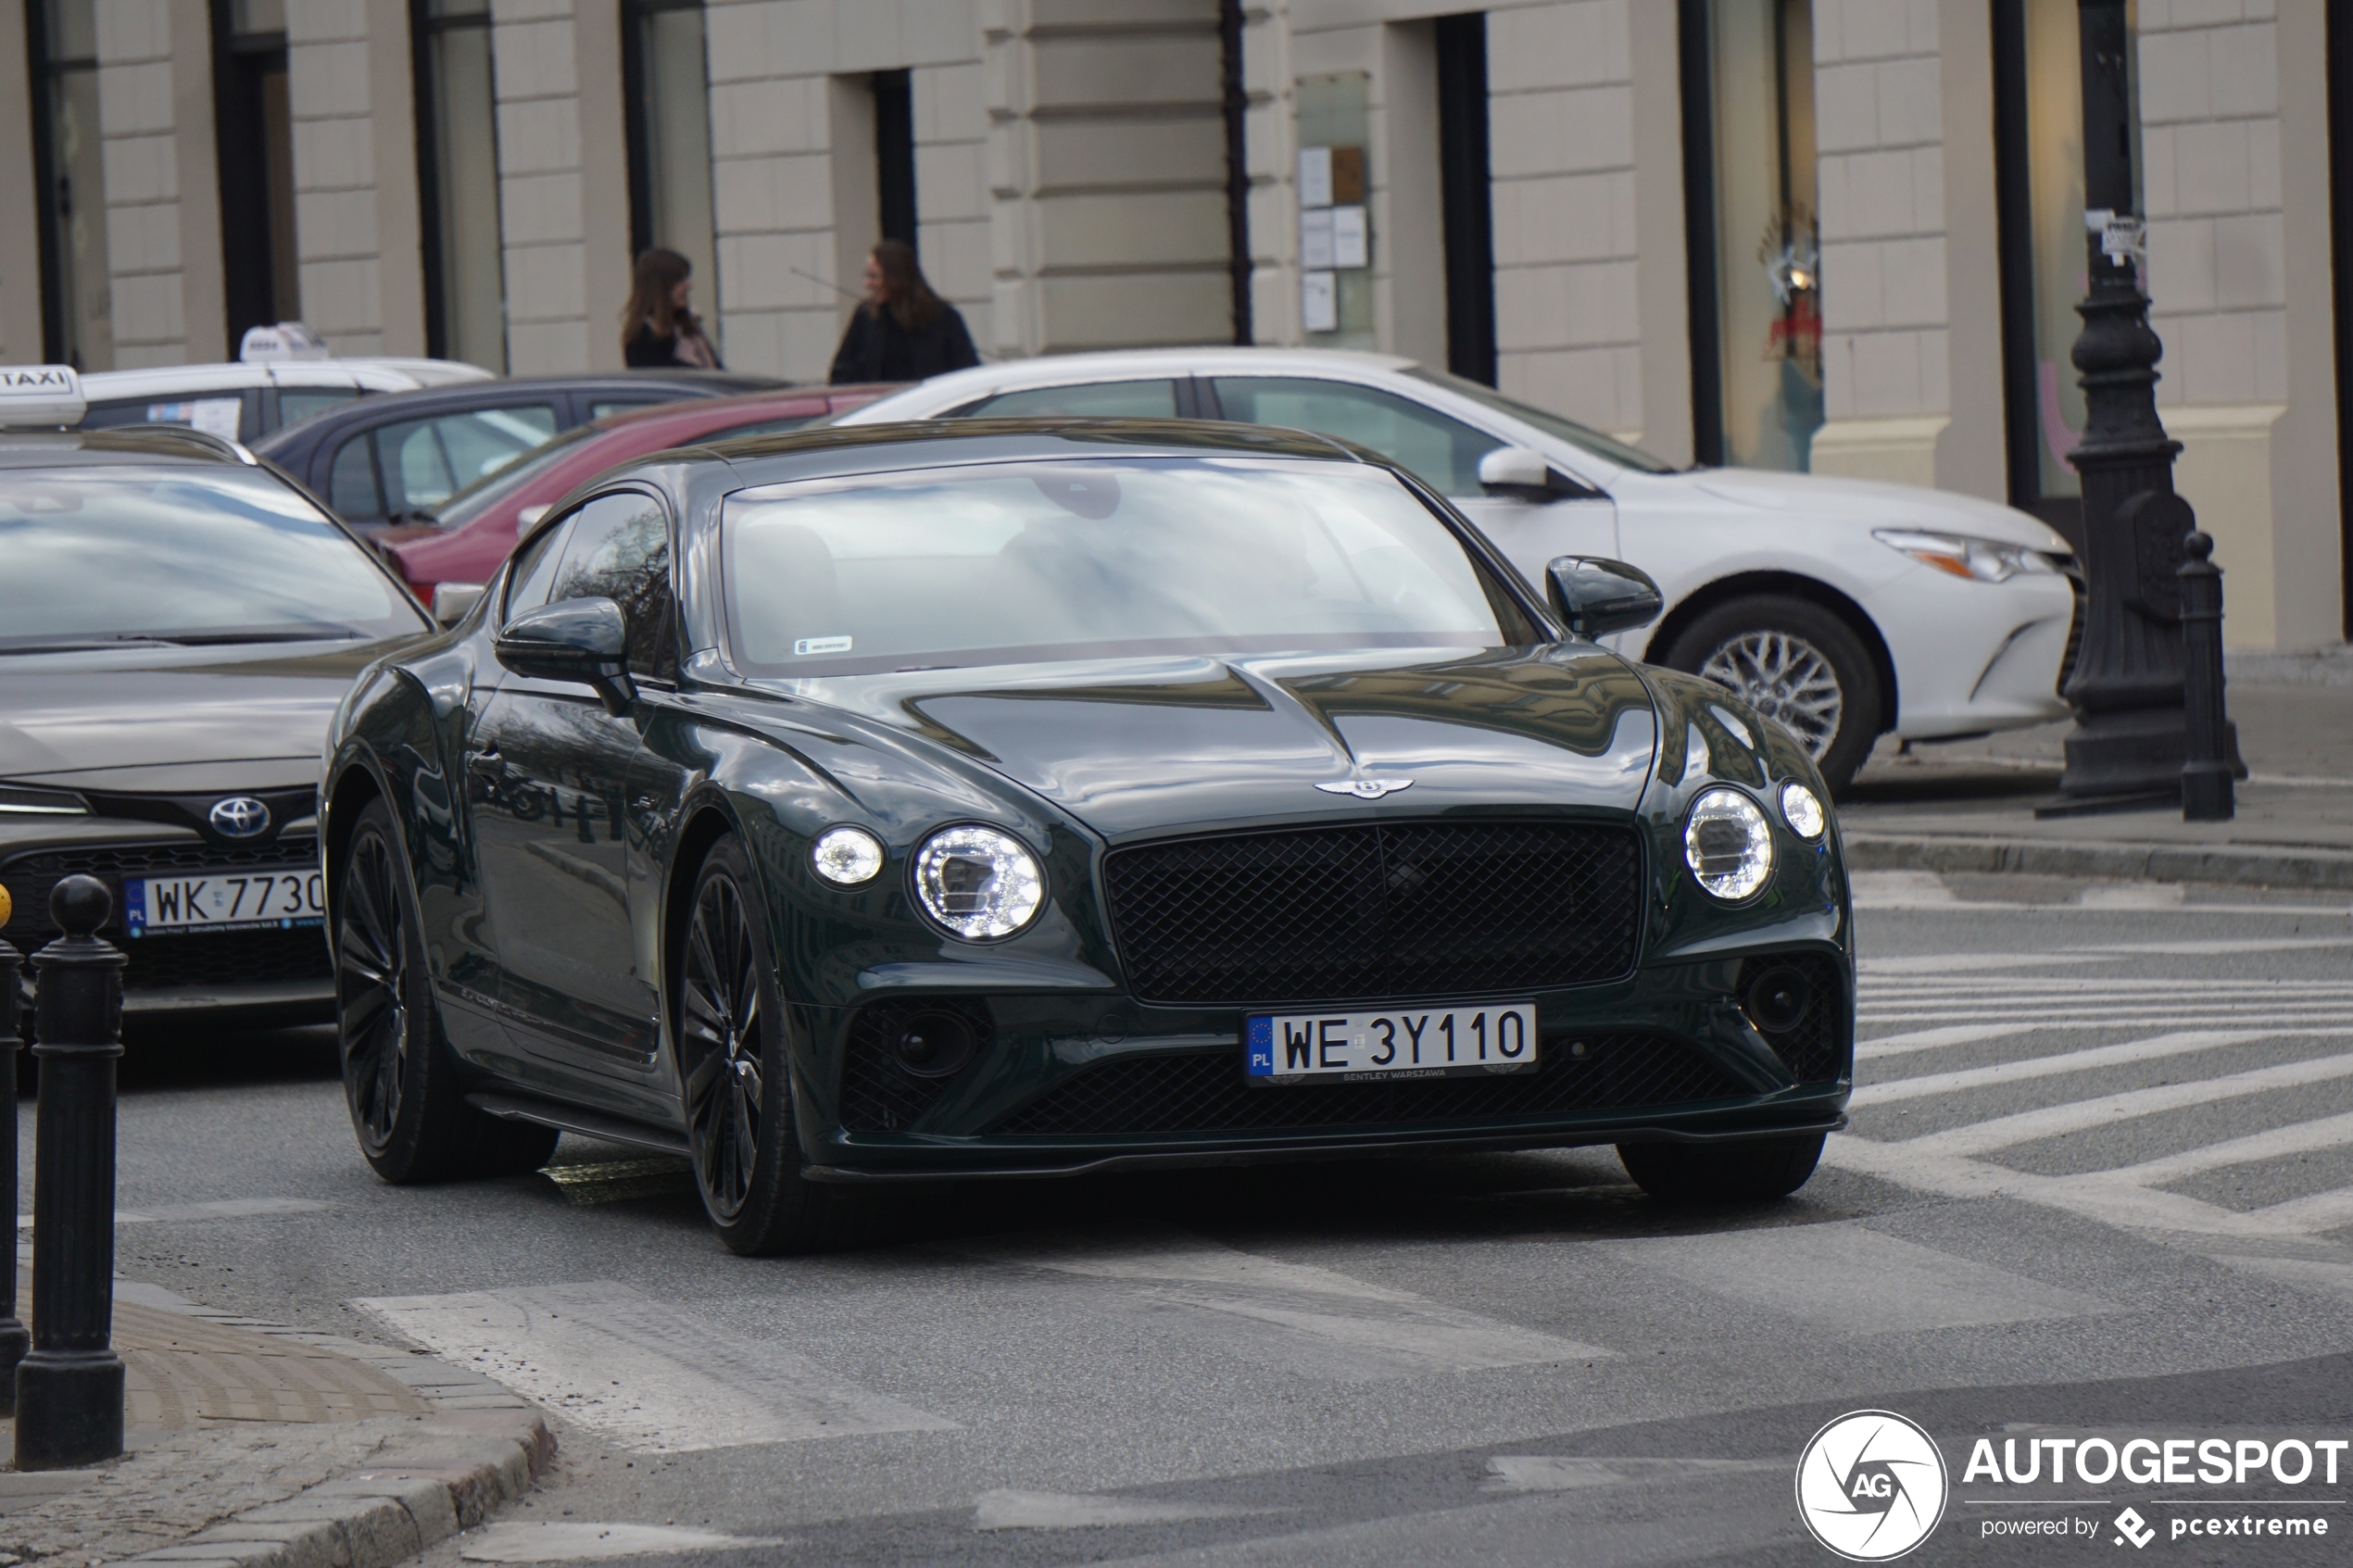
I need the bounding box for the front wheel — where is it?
[675,834,862,1256]
[1657,596,1881,794]
[1617,1135,1825,1203]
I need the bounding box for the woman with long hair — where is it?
[622,248,721,369]
[827,240,979,383]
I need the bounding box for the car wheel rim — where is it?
[1698,632,1843,760]
[682,871,764,1223]
[337,828,409,1154]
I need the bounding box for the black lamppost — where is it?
[2057,0,2239,803]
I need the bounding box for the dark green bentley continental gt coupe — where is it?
[321,419,1853,1254]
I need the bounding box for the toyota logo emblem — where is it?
[208,797,271,839]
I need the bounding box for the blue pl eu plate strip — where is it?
[1245,1015,1274,1077]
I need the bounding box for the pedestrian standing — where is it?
[827,240,979,384]
[622,249,722,370]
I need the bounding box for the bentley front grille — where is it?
[1101,821,1642,1006]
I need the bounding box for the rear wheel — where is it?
[1658,596,1882,794]
[676,834,861,1256]
[335,797,558,1182]
[1617,1135,1825,1203]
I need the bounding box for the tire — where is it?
[675,834,861,1256]
[1657,596,1882,794]
[1616,1135,1825,1204]
[334,797,560,1183]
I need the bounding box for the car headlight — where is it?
[811,825,886,885]
[1873,528,2060,583]
[1684,787,1774,901]
[1779,782,1827,841]
[914,825,1045,940]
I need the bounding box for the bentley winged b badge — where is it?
[1315,779,1413,800]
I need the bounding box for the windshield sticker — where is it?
[793,635,853,656]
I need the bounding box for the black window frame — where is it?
[410,0,501,365]
[25,0,94,365]
[1434,12,1496,387]
[620,0,709,263]
[212,0,297,345]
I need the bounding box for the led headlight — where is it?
[914,825,1044,940]
[1873,528,2060,583]
[1684,787,1774,901]
[811,825,886,885]
[1779,782,1827,841]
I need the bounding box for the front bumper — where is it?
[796,945,1852,1178]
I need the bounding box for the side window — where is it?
[965,381,1179,418]
[504,514,577,622]
[1209,377,1500,496]
[545,492,675,679]
[376,404,560,514]
[587,398,661,420]
[278,387,363,426]
[327,435,382,518]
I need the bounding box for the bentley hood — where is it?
[0,638,411,792]
[795,645,1661,840]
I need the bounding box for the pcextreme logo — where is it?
[1795,1410,1951,1562]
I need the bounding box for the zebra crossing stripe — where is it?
[1851,1030,2353,1108]
[2099,1110,2353,1187]
[1898,1052,2353,1159]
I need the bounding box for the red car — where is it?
[378,385,898,613]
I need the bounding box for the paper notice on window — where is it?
[1302,270,1339,333]
[1330,205,1367,270]
[1298,145,1333,209]
[1300,208,1336,270]
[146,397,244,441]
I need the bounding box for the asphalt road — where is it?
[78,871,2353,1566]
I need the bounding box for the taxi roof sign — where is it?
[239,322,331,363]
[0,366,85,429]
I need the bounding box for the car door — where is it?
[467,489,671,1073]
[1203,375,1617,582]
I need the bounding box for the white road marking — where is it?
[457,1524,787,1562]
[2208,1255,2353,1302]
[2079,884,2189,909]
[1858,1023,2045,1059]
[16,1197,334,1228]
[1853,1030,2348,1107]
[1613,1222,2115,1334]
[1480,1456,1781,1494]
[2246,1187,2353,1235]
[974,1490,1272,1530]
[1820,1135,2297,1239]
[355,1280,956,1452]
[2103,1111,2353,1186]
[1851,872,1956,907]
[1900,1053,2353,1158]
[967,1231,1615,1377]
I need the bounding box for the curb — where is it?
[106,1288,554,1568]
[1842,832,2353,892]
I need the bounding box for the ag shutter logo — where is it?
[2114,1507,2156,1548]
[1795,1410,1949,1562]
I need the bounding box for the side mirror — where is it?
[1545,556,1663,641]
[1478,445,1597,501]
[432,582,485,625]
[494,597,635,715]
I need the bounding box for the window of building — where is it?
[214,0,299,345]
[1994,0,2139,546]
[874,69,917,249]
[29,0,112,370]
[623,0,718,312]
[1434,13,1495,387]
[2332,0,2353,637]
[1680,0,1821,471]
[414,0,508,372]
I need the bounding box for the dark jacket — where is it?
[828,301,980,384]
[624,322,722,370]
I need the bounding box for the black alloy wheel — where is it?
[1658,594,1883,795]
[675,834,859,1255]
[334,797,558,1182]
[1616,1134,1825,1203]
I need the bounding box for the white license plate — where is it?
[1245,1002,1539,1084]
[124,868,325,935]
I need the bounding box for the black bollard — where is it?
[16,875,125,1470]
[0,884,31,1413]
[2179,531,2234,822]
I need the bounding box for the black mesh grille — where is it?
[1101,821,1642,1006]
[1739,954,1848,1084]
[1,838,327,994]
[837,998,993,1133]
[991,1033,1743,1137]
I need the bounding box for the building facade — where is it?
[1,0,2345,650]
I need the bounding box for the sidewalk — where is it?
[1836,649,2353,890]
[0,1272,551,1568]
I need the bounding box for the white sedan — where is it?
[832,348,2079,790]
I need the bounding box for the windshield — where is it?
[723,457,1537,677]
[432,422,598,527]
[1402,367,1678,474]
[0,469,428,648]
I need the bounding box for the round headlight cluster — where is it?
[1684,787,1774,901]
[914,825,1045,940]
[1779,782,1828,841]
[811,825,886,885]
